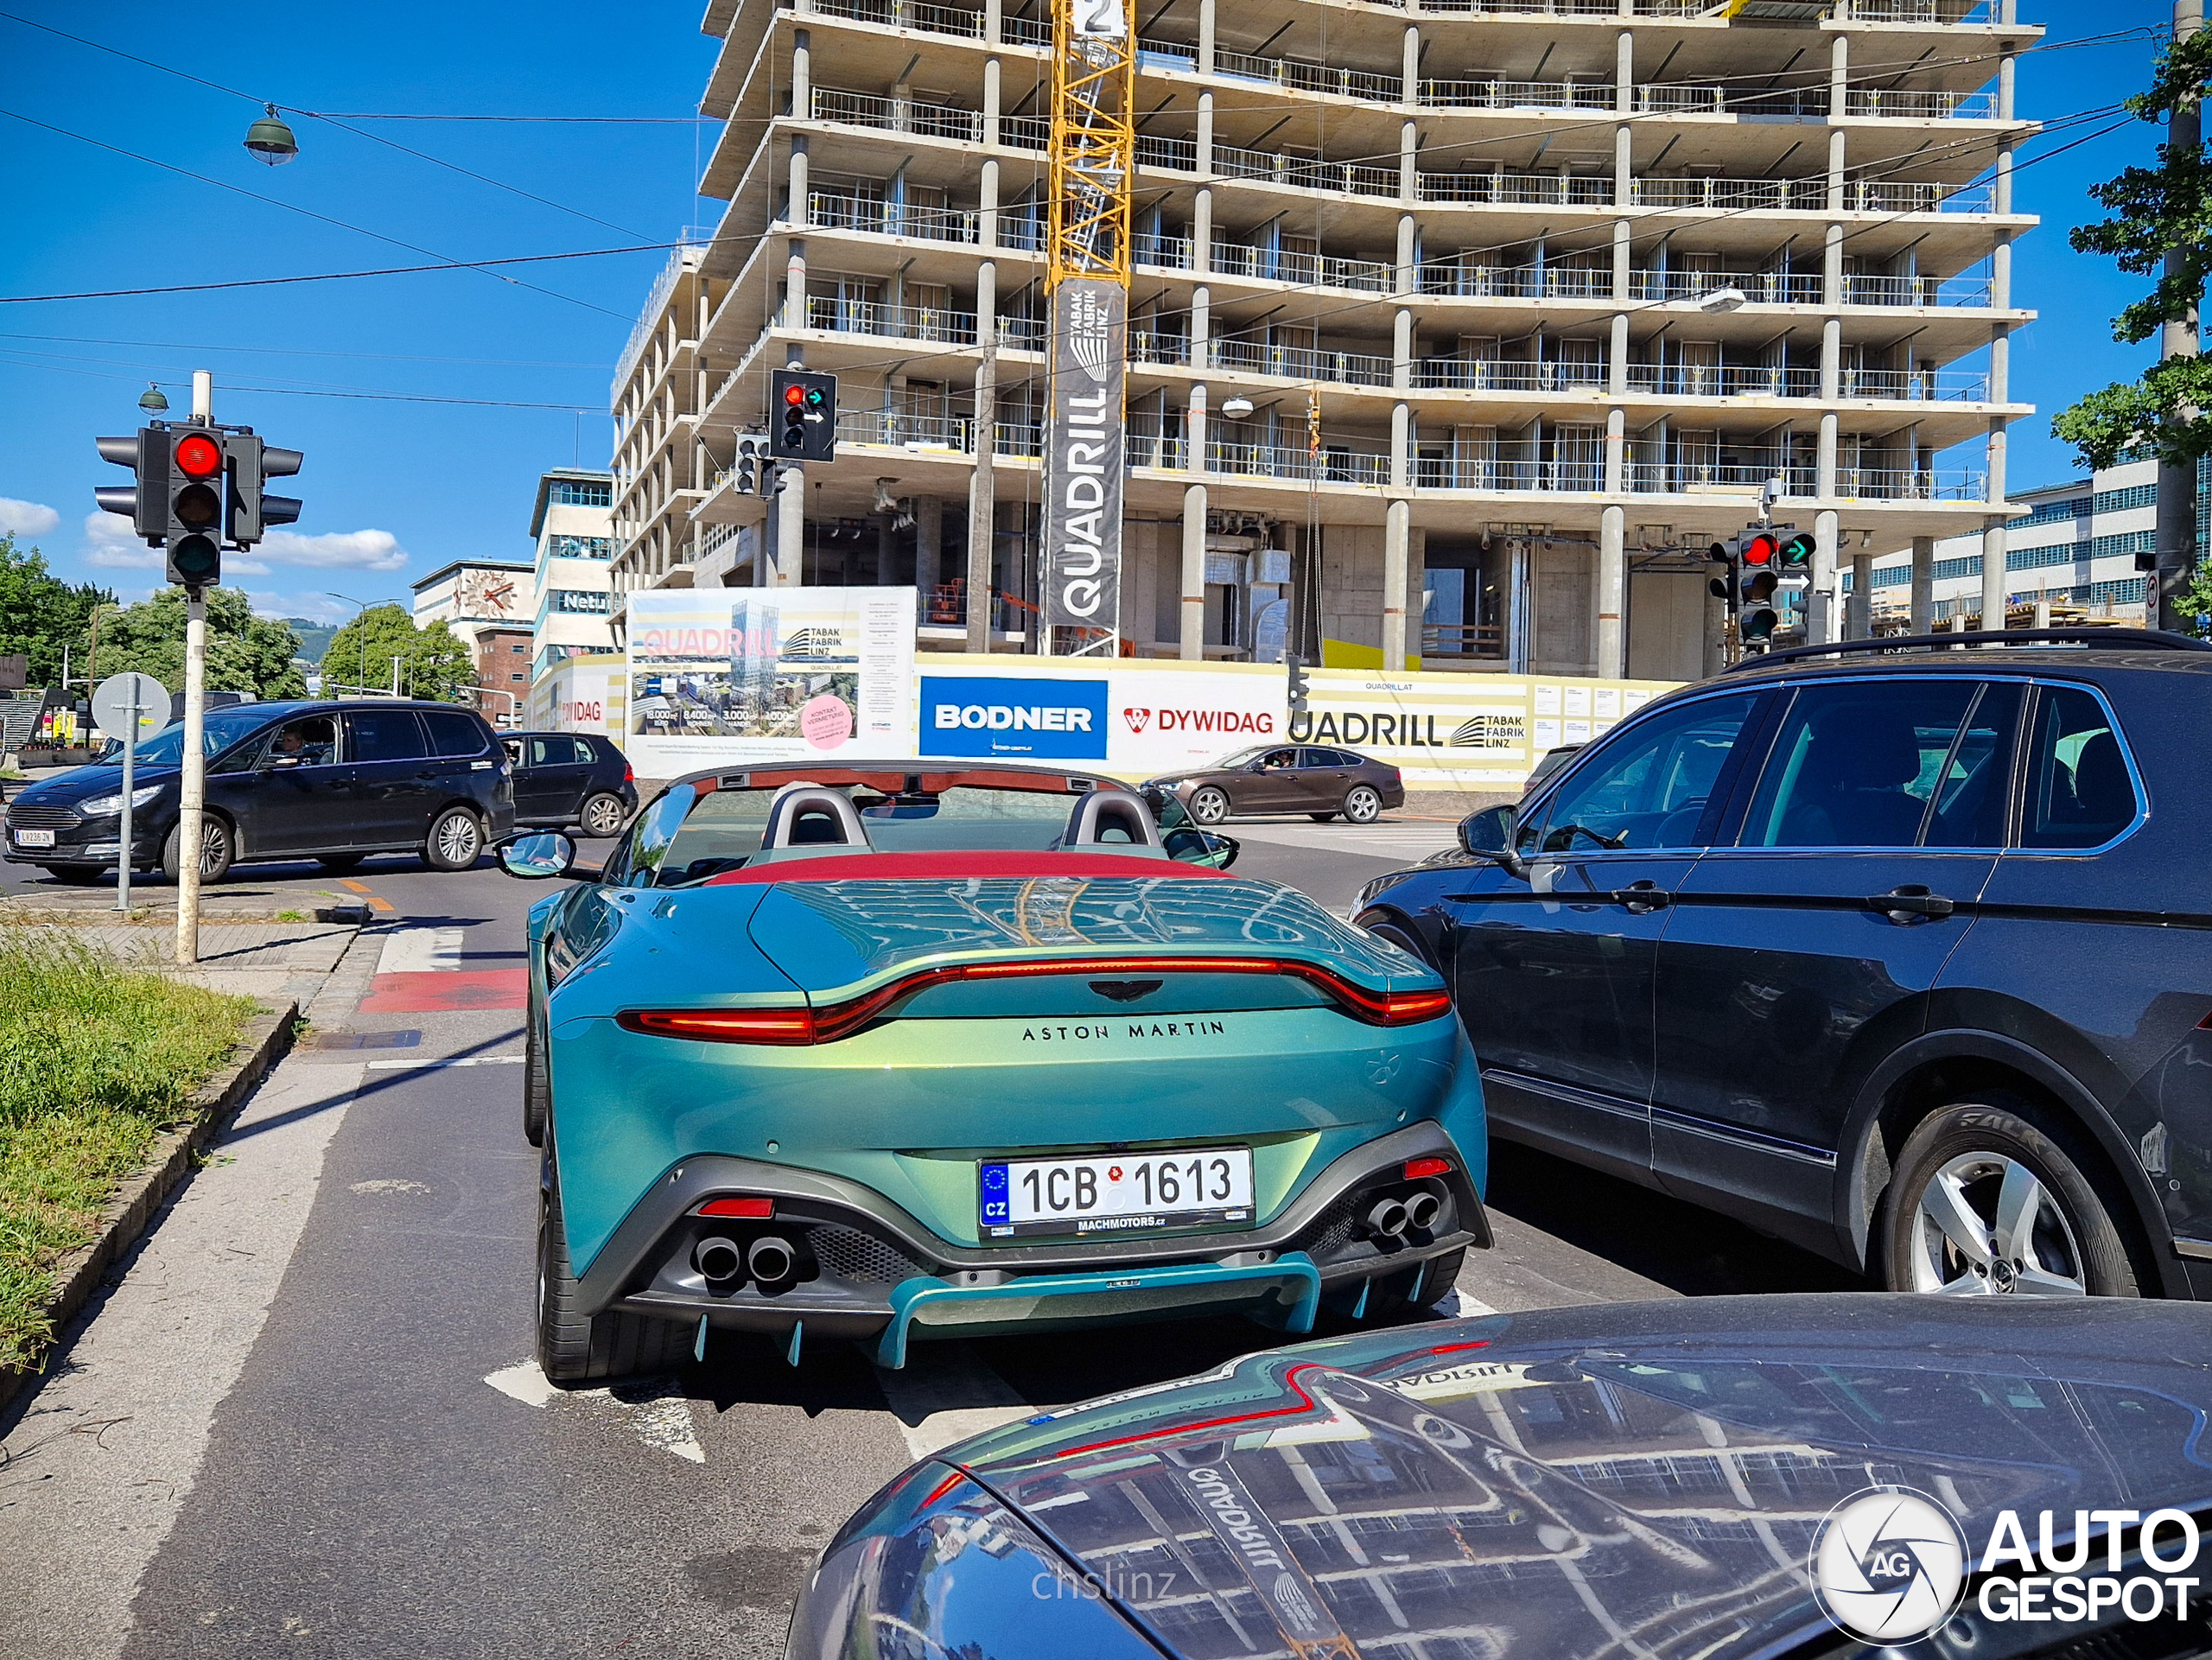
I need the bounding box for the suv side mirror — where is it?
[1458,805,1526,878]
[495,830,578,881]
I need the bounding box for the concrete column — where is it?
[1615,29,1633,113]
[1811,508,1840,644]
[1821,315,1840,399]
[1191,283,1211,370]
[1604,405,1625,493]
[788,138,810,234]
[1396,213,1417,297]
[1827,128,1847,213]
[1197,92,1214,180]
[1827,31,1847,120]
[984,0,1001,44]
[1823,221,1843,309]
[1393,308,1414,392]
[1186,379,1208,472]
[1611,219,1630,302]
[1402,25,1421,103]
[785,236,807,330]
[1198,0,1216,73]
[915,494,943,595]
[1383,498,1412,671]
[1980,518,2008,632]
[1999,47,2015,121]
[776,465,806,585]
[980,156,1000,250]
[1613,124,1632,214]
[1609,312,1629,396]
[1400,119,1418,207]
[1180,485,1208,658]
[1849,550,1875,639]
[1910,535,1936,633]
[793,29,812,121]
[1598,506,1626,677]
[1390,399,1411,488]
[1818,410,1838,499]
[983,55,1001,145]
[1193,188,1213,276]
[966,260,998,652]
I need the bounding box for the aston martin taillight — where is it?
[617,1007,816,1044]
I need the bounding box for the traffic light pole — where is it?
[174,372,213,967]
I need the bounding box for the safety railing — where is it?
[812,87,982,142]
[1420,623,1508,659]
[836,409,974,450]
[809,191,979,245]
[1637,83,1828,117]
[1135,132,1199,172]
[1000,12,1052,46]
[1633,175,1826,213]
[1209,336,1395,387]
[1418,261,1612,299]
[995,213,1045,251]
[1839,366,1992,401]
[1130,331,1192,366]
[807,0,986,36]
[1414,457,1605,492]
[1134,230,1194,270]
[1215,48,1400,102]
[999,114,1051,151]
[1414,358,1608,392]
[1209,241,1395,292]
[1630,268,1825,304]
[1847,88,2001,120]
[1211,441,1391,486]
[1420,169,1613,207]
[804,295,979,344]
[1212,143,1399,199]
[1624,363,1823,398]
[1421,78,1612,111]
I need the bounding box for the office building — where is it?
[530,469,619,676]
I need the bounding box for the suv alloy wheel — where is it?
[424,806,484,872]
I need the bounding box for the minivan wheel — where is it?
[1882,1102,2139,1299]
[161,817,233,883]
[423,807,484,871]
[1342,785,1382,824]
[578,792,627,838]
[1189,786,1230,825]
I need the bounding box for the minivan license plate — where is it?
[979,1147,1253,1239]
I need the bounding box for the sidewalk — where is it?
[1,913,383,1021]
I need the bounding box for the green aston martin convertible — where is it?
[498,762,1488,1383]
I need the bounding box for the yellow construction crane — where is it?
[1039,0,1135,655]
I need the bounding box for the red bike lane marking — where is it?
[359,970,527,1013]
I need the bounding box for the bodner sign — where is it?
[921,675,1109,760]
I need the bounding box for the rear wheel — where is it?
[523,1001,550,1148]
[1342,785,1382,824]
[161,816,233,883]
[423,807,484,872]
[1365,1248,1469,1319]
[1882,1102,2139,1299]
[1189,786,1230,825]
[537,1168,688,1385]
[578,792,627,838]
[317,853,365,874]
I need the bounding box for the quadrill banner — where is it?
[1041,277,1126,639]
[623,587,917,774]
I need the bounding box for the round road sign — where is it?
[92,671,170,742]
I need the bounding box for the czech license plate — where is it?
[12,829,54,848]
[979,1147,1254,1239]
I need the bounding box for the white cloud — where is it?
[245,591,382,625]
[256,529,407,571]
[0,497,60,537]
[83,511,163,569]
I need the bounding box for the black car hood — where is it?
[940,1296,2212,1660]
[14,765,180,804]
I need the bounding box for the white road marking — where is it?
[375,926,466,975]
[874,1344,1040,1461]
[349,1178,433,1196]
[365,1054,525,1071]
[481,1360,706,1465]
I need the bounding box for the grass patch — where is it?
[0,930,255,1371]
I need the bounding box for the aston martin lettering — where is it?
[1019,1020,1230,1042]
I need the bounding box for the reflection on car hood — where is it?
[13,766,181,804]
[942,1296,2212,1660]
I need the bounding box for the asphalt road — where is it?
[0,813,1860,1660]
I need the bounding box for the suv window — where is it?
[422,709,489,758]
[1738,679,1979,849]
[346,708,428,762]
[1523,693,1758,854]
[2022,684,2137,849]
[1926,682,2021,849]
[215,714,339,774]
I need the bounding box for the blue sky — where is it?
[0,3,2177,623]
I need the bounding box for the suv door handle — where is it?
[1871,886,1955,922]
[1610,881,1671,914]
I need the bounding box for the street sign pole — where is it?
[118,712,137,913]
[93,671,168,914]
[175,371,213,967]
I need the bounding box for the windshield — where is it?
[623,781,1146,887]
[1211,746,1273,770]
[88,708,276,768]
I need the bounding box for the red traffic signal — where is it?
[174,431,225,480]
[783,383,806,407]
[1741,531,1780,567]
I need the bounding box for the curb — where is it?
[0,1000,300,1420]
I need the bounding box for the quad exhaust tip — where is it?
[694,1236,744,1282]
[1367,1198,1411,1238]
[747,1236,797,1285]
[1404,1191,1441,1231]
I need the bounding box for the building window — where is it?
[548,480,613,507]
[512,672,526,683]
[512,642,526,654]
[547,534,615,560]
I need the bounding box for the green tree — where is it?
[88,588,306,701]
[2050,31,2212,632]
[0,533,115,686]
[321,604,474,702]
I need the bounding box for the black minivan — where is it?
[1357,631,2212,1303]
[4,699,514,882]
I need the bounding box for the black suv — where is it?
[4,699,514,882]
[1357,631,2212,1302]
[503,730,636,837]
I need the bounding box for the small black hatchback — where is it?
[1357,630,2212,1302]
[4,699,514,883]
[502,730,636,837]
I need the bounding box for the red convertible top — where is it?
[701,851,1229,886]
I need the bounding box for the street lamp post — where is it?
[325,592,371,696]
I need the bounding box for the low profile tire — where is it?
[522,1002,550,1148]
[1365,1248,1469,1320]
[1342,785,1383,825]
[578,792,628,839]
[1189,786,1230,825]
[45,865,105,886]
[423,806,485,872]
[537,1170,687,1385]
[161,816,233,883]
[1882,1101,2139,1299]
[317,853,365,874]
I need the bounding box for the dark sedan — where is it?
[1143,744,1403,825]
[791,1295,2212,1660]
[502,730,635,837]
[3,699,512,882]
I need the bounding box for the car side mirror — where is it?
[1167,829,1238,869]
[1457,806,1526,879]
[495,830,578,881]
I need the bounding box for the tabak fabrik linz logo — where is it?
[1811,1488,1969,1644]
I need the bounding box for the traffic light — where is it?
[1707,538,1736,604]
[1777,529,1815,572]
[772,369,837,463]
[224,433,302,546]
[94,428,165,540]
[734,434,767,495]
[1286,653,1311,715]
[165,428,226,588]
[1736,529,1781,642]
